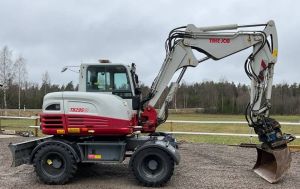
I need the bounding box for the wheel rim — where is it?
[141,155,165,178]
[41,152,66,178]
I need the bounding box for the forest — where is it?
[1,80,300,115]
[156,81,300,114]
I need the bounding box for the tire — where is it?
[131,148,174,187]
[33,143,78,184]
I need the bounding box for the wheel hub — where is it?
[46,158,62,169]
[52,159,63,169]
[148,159,158,170]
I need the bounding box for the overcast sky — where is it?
[0,0,299,86]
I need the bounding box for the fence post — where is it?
[170,121,173,132]
[34,116,38,137]
[249,128,253,144]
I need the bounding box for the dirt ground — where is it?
[0,137,299,189]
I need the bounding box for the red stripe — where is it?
[40,113,133,136]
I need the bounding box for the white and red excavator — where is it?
[9,20,294,186]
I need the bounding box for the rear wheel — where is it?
[131,148,174,187]
[33,143,77,184]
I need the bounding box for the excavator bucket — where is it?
[253,145,291,183]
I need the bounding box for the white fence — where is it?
[0,116,299,138]
[166,120,300,126]
[0,116,39,136]
[0,116,39,120]
[165,120,300,139]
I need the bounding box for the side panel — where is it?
[77,142,126,162]
[41,113,133,136]
[42,92,134,136]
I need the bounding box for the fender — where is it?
[129,140,180,167]
[30,139,81,163]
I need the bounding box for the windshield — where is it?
[86,65,132,98]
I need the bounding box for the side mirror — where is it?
[132,95,140,110]
[135,87,141,95]
[135,74,139,84]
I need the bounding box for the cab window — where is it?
[45,104,60,111]
[114,73,129,90]
[86,65,132,98]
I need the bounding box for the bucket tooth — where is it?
[253,145,291,183]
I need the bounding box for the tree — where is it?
[65,81,74,91]
[15,55,27,116]
[0,46,15,115]
[41,71,50,94]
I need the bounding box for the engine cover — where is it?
[40,92,134,136]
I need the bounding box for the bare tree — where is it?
[0,46,15,116]
[15,55,27,116]
[42,71,50,94]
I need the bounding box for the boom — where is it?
[145,21,278,124]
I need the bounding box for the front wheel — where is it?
[131,148,174,187]
[33,143,78,184]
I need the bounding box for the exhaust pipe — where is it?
[253,145,291,183]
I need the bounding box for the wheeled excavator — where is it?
[9,20,294,186]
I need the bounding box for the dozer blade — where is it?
[253,145,291,183]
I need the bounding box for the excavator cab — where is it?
[78,61,141,110]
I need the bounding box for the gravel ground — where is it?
[0,137,299,189]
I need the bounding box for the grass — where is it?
[157,124,300,145]
[158,113,300,133]
[174,134,260,144]
[0,118,40,135]
[158,113,300,145]
[157,122,300,135]
[1,113,299,145]
[0,119,36,127]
